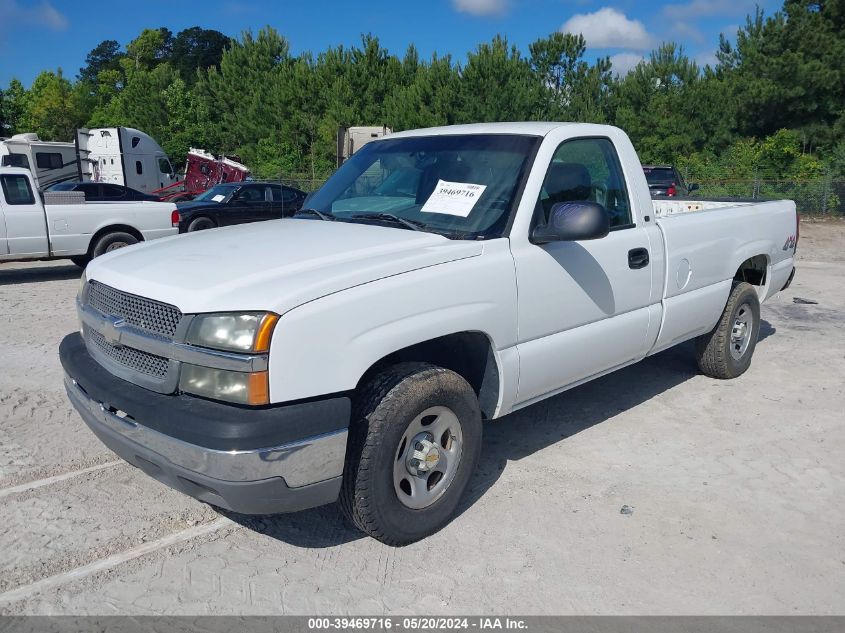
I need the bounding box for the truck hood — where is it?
[86,219,483,314]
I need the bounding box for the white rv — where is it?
[1,128,180,194]
[77,127,179,194]
[0,133,78,190]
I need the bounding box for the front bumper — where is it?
[60,333,350,514]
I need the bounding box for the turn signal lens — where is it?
[248,371,270,406]
[254,314,278,353]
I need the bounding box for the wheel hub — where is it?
[393,406,464,510]
[407,433,440,476]
[730,302,754,360]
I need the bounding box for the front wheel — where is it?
[340,362,482,546]
[695,282,761,379]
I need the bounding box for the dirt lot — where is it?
[0,221,843,615]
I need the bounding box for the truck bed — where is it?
[648,197,797,354]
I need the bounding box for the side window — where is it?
[80,184,99,200]
[1,174,36,205]
[538,138,632,229]
[135,161,143,175]
[2,153,30,169]
[270,185,284,202]
[102,184,124,199]
[239,187,262,202]
[158,158,172,174]
[282,187,299,203]
[35,152,63,170]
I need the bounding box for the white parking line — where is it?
[0,517,234,605]
[0,461,124,499]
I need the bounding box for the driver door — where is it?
[513,137,654,405]
[228,185,270,226]
[1,173,47,257]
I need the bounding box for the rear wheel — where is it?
[91,231,138,259]
[340,362,482,546]
[695,282,761,379]
[187,217,216,232]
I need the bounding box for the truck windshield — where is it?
[305,134,539,239]
[193,185,235,203]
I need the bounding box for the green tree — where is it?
[456,35,539,122]
[718,2,845,151]
[124,28,173,72]
[21,70,88,140]
[79,39,124,84]
[169,27,231,83]
[2,79,29,135]
[529,32,612,122]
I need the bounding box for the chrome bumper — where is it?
[64,375,347,514]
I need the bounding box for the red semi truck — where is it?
[155,148,250,201]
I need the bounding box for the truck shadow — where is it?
[0,263,82,285]
[224,331,776,548]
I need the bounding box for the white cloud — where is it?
[561,8,652,50]
[663,0,756,19]
[452,0,508,17]
[610,52,644,76]
[0,0,68,31]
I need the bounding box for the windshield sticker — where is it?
[420,180,487,217]
[211,194,226,202]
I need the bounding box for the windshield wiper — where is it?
[294,208,336,221]
[350,213,425,232]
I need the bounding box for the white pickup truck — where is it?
[60,123,797,545]
[0,167,177,267]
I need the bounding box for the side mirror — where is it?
[531,201,610,244]
[688,183,700,192]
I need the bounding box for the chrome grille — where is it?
[87,281,182,339]
[89,329,169,378]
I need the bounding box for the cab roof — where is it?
[387,122,589,139]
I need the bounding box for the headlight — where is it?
[179,365,269,406]
[186,312,278,353]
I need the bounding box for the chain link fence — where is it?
[681,171,844,216]
[266,176,329,193]
[266,171,845,216]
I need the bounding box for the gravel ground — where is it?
[0,220,843,615]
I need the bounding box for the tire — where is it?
[90,231,138,259]
[187,217,216,232]
[695,282,761,379]
[340,362,482,546]
[70,256,90,268]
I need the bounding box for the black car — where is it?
[175,182,307,233]
[642,165,699,198]
[48,181,160,201]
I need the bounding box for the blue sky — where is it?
[0,0,781,87]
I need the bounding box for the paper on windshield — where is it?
[212,194,226,202]
[420,180,487,217]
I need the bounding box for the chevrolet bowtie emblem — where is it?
[101,317,126,347]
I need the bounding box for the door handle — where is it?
[628,247,649,269]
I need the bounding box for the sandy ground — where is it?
[0,221,843,615]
